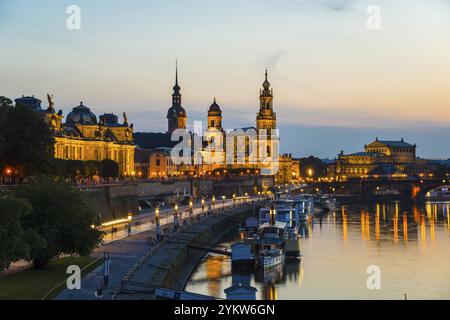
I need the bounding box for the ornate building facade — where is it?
[15,96,135,176]
[329,138,419,180]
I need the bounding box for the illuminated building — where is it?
[329,138,436,181]
[276,154,300,184]
[136,68,288,178]
[15,96,135,176]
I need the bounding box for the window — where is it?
[156,159,161,166]
[211,120,215,127]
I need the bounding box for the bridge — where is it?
[299,178,448,201]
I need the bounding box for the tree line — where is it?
[0,96,104,271]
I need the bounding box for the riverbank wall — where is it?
[117,204,259,300]
[83,177,273,222]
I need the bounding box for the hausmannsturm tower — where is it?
[256,69,277,131]
[257,69,277,157]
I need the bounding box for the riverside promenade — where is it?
[57,197,262,300]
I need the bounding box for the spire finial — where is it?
[265,68,268,81]
[214,97,216,104]
[175,60,179,86]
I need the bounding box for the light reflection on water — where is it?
[185,202,450,300]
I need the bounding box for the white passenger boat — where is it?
[291,195,314,222]
[257,248,285,268]
[253,209,288,268]
[258,201,302,257]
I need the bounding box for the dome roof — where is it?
[99,113,119,126]
[66,102,97,125]
[167,105,186,118]
[208,98,222,114]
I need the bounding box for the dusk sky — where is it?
[1,0,449,158]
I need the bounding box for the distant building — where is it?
[15,96,135,176]
[329,138,435,180]
[148,148,177,178]
[276,154,300,184]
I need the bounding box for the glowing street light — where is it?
[222,196,226,209]
[201,198,205,213]
[189,200,194,217]
[127,212,133,237]
[174,204,179,230]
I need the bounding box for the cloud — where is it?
[287,0,360,13]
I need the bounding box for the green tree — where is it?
[0,195,32,272]
[14,177,103,269]
[0,96,54,177]
[101,159,119,178]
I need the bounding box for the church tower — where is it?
[207,98,223,130]
[256,69,277,131]
[167,62,187,133]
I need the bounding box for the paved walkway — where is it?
[56,197,262,300]
[56,231,155,300]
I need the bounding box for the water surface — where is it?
[185,202,450,300]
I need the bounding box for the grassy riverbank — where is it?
[0,256,102,300]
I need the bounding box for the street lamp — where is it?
[155,207,161,240]
[189,200,194,218]
[127,212,132,237]
[212,196,216,211]
[233,194,236,208]
[201,198,205,213]
[222,196,226,209]
[174,204,179,230]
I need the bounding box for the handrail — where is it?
[41,255,103,301]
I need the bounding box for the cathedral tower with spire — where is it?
[256,69,277,131]
[167,61,187,133]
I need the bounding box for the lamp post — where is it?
[201,198,205,214]
[233,194,236,208]
[174,204,179,230]
[222,196,226,210]
[189,200,194,218]
[155,207,161,241]
[4,167,13,185]
[127,212,132,237]
[103,252,110,286]
[212,196,216,212]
